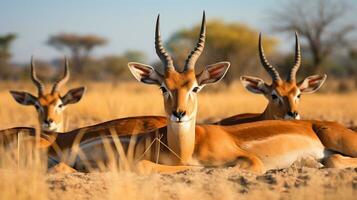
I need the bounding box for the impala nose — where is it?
[172,110,186,120]
[287,111,299,118]
[44,119,54,125]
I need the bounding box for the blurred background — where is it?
[0,0,356,88]
[0,0,356,130]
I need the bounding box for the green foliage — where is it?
[0,34,16,53]
[0,33,17,78]
[167,20,278,84]
[124,50,147,63]
[80,50,146,81]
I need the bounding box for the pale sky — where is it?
[0,0,355,63]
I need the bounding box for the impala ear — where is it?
[196,62,230,86]
[61,87,86,105]
[240,76,269,94]
[128,62,162,85]
[298,74,327,94]
[9,91,37,105]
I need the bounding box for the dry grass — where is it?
[0,80,357,200]
[0,133,48,200]
[1,81,356,130]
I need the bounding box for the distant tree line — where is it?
[0,0,355,88]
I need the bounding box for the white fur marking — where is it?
[241,134,325,170]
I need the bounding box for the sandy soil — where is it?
[47,161,357,200]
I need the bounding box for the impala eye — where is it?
[297,94,301,99]
[192,87,200,93]
[159,86,167,93]
[271,94,278,100]
[58,104,64,109]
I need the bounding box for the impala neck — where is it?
[166,115,196,165]
[57,121,64,132]
[261,103,278,120]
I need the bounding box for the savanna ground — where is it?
[0,80,357,200]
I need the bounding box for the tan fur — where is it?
[219,80,301,125]
[163,69,197,118]
[218,33,327,124]
[36,92,64,131]
[324,154,357,169]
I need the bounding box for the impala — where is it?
[10,57,86,132]
[1,58,167,172]
[217,33,327,125]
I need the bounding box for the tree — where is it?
[47,33,107,73]
[167,20,278,84]
[80,50,147,81]
[270,0,355,73]
[0,33,17,78]
[0,33,16,60]
[124,50,147,63]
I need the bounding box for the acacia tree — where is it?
[271,0,355,73]
[47,33,107,73]
[167,20,278,84]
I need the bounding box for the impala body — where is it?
[217,33,326,125]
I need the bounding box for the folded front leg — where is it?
[324,154,357,169]
[136,160,202,174]
[232,151,265,174]
[48,162,77,173]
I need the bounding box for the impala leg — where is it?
[48,162,77,173]
[324,154,357,169]
[136,160,202,174]
[232,152,265,174]
[315,122,357,157]
[315,122,357,168]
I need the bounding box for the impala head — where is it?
[10,57,86,132]
[128,12,230,124]
[241,33,327,120]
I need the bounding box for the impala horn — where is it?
[155,14,174,71]
[184,11,206,71]
[288,32,301,82]
[51,57,70,94]
[30,56,45,96]
[259,33,281,82]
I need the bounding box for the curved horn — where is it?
[51,57,70,94]
[30,56,45,96]
[155,14,174,71]
[288,32,301,82]
[258,33,281,82]
[184,11,206,71]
